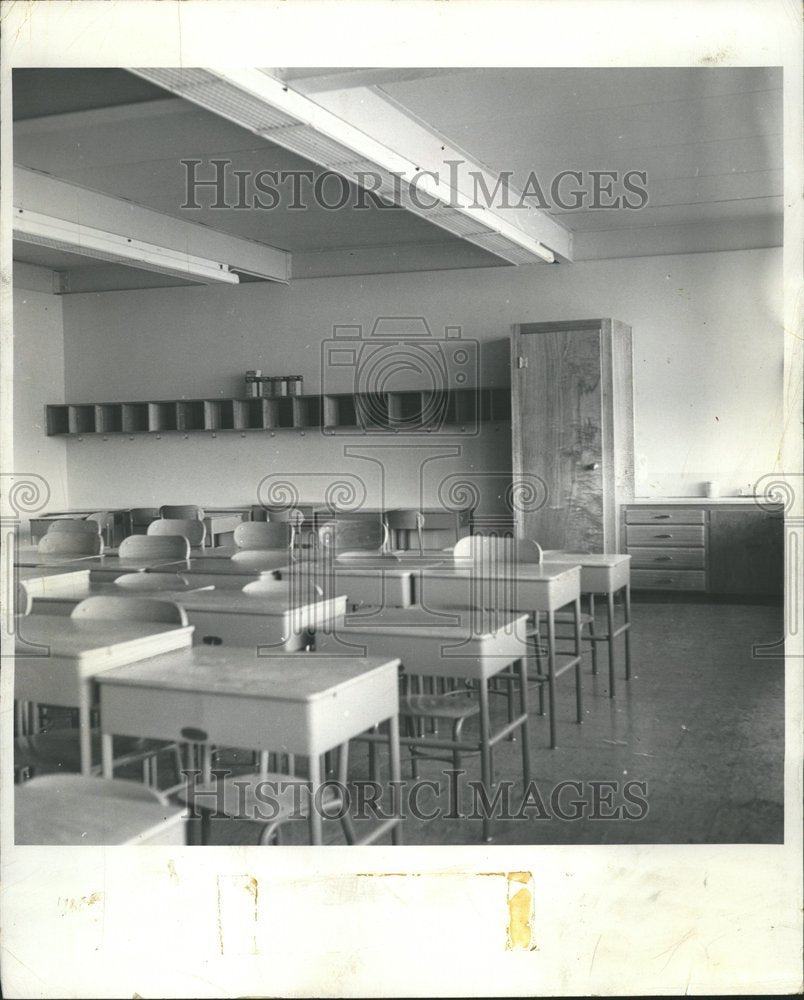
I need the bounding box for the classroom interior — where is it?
[8,67,786,847]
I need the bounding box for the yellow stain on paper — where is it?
[506,872,536,951]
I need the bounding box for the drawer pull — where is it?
[653,514,671,520]
[653,556,673,562]
[654,533,672,538]
[202,635,223,645]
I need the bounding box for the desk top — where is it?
[98,648,401,702]
[542,550,630,567]
[15,779,185,846]
[422,561,581,583]
[14,615,194,672]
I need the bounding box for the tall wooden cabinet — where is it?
[511,319,634,553]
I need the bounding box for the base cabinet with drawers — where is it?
[622,503,783,596]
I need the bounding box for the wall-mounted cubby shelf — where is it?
[45,388,512,438]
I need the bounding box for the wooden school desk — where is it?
[418,561,583,750]
[542,550,632,696]
[27,582,347,652]
[14,615,194,775]
[15,777,185,846]
[97,649,403,846]
[317,606,530,842]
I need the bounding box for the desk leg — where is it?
[607,592,616,699]
[478,680,493,842]
[588,593,598,675]
[79,684,93,776]
[517,659,531,788]
[388,713,403,845]
[308,753,324,846]
[101,733,114,778]
[624,584,632,680]
[574,597,584,724]
[547,611,557,750]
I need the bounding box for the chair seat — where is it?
[15,731,181,781]
[400,692,480,721]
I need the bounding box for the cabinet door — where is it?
[513,325,606,551]
[709,509,783,595]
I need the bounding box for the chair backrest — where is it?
[85,511,115,547]
[233,521,292,550]
[148,517,206,547]
[453,534,543,567]
[113,572,195,592]
[159,504,204,521]
[16,773,169,806]
[47,518,101,536]
[70,595,189,625]
[118,534,190,561]
[317,518,388,556]
[37,532,103,556]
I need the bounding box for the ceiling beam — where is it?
[14,166,291,283]
[132,67,566,265]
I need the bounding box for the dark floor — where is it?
[200,598,787,846]
[19,599,786,846]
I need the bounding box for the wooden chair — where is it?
[233,521,293,550]
[159,504,205,521]
[47,518,102,536]
[180,743,356,846]
[148,517,206,547]
[126,507,159,536]
[118,534,190,562]
[70,595,189,625]
[37,532,103,557]
[86,511,116,547]
[384,509,425,553]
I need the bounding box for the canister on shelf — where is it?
[259,376,273,398]
[274,376,288,397]
[287,375,303,396]
[245,370,261,398]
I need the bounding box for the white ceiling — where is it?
[12,66,782,291]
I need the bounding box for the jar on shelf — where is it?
[245,370,261,398]
[259,376,273,398]
[274,376,288,397]
[287,375,303,396]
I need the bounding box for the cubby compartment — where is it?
[121,402,149,433]
[292,395,323,429]
[204,400,235,430]
[419,389,450,429]
[68,405,96,435]
[355,392,390,430]
[449,387,482,426]
[488,388,511,421]
[387,391,425,430]
[45,405,70,436]
[176,400,206,431]
[262,397,295,429]
[323,394,359,429]
[148,402,178,432]
[233,398,265,430]
[94,403,123,434]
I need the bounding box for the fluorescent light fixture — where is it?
[13,208,240,285]
[132,67,556,265]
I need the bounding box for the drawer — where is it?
[626,525,705,547]
[631,569,707,591]
[627,547,706,569]
[625,508,706,525]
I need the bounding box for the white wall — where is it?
[12,285,69,526]
[56,246,782,510]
